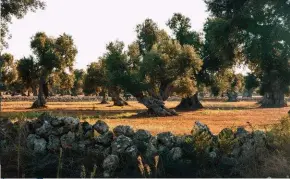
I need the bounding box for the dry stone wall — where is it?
[0,113,278,177]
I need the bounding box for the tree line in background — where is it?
[0,0,289,115]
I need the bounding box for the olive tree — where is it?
[104,20,202,116]
[0,0,45,51]
[167,13,205,110]
[71,69,85,96]
[30,32,77,108]
[1,53,17,92]
[244,73,260,98]
[84,60,109,104]
[17,56,39,96]
[204,0,290,107]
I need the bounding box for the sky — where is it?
[4,0,209,70]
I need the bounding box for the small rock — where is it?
[51,117,64,127]
[235,127,248,138]
[192,121,212,136]
[84,130,94,139]
[35,121,53,137]
[27,134,38,150]
[60,131,75,149]
[34,138,47,154]
[82,122,93,132]
[113,125,134,137]
[125,145,138,159]
[169,147,183,161]
[62,117,79,131]
[111,135,133,155]
[51,126,70,136]
[157,132,176,148]
[47,135,60,151]
[134,129,151,142]
[93,120,109,134]
[103,155,119,178]
[95,131,114,146]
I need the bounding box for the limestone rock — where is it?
[60,131,75,149]
[103,155,119,178]
[35,121,53,137]
[157,132,176,148]
[93,120,109,134]
[134,129,151,142]
[27,134,38,150]
[95,131,114,146]
[82,121,93,132]
[62,117,79,131]
[192,121,212,136]
[111,135,133,155]
[47,135,60,151]
[51,117,64,127]
[34,138,47,154]
[169,147,183,161]
[113,125,134,137]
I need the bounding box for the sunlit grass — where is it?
[1,100,289,135]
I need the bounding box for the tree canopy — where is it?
[0,0,45,50]
[17,55,39,94]
[30,32,78,108]
[204,0,290,107]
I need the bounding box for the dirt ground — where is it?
[1,100,289,135]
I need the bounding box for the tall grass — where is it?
[57,148,63,178]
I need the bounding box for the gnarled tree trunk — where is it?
[261,79,287,108]
[246,89,253,98]
[227,91,238,102]
[261,91,287,108]
[31,76,47,108]
[136,93,177,116]
[100,89,109,104]
[32,86,38,96]
[111,89,128,106]
[176,92,203,110]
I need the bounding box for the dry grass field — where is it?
[1,100,289,135]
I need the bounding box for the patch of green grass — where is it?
[199,109,241,115]
[1,112,43,120]
[109,112,135,119]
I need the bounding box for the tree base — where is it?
[137,96,177,116]
[100,100,109,104]
[260,100,287,108]
[137,108,177,117]
[31,98,47,109]
[227,92,238,102]
[113,99,128,106]
[176,94,203,110]
[260,92,287,108]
